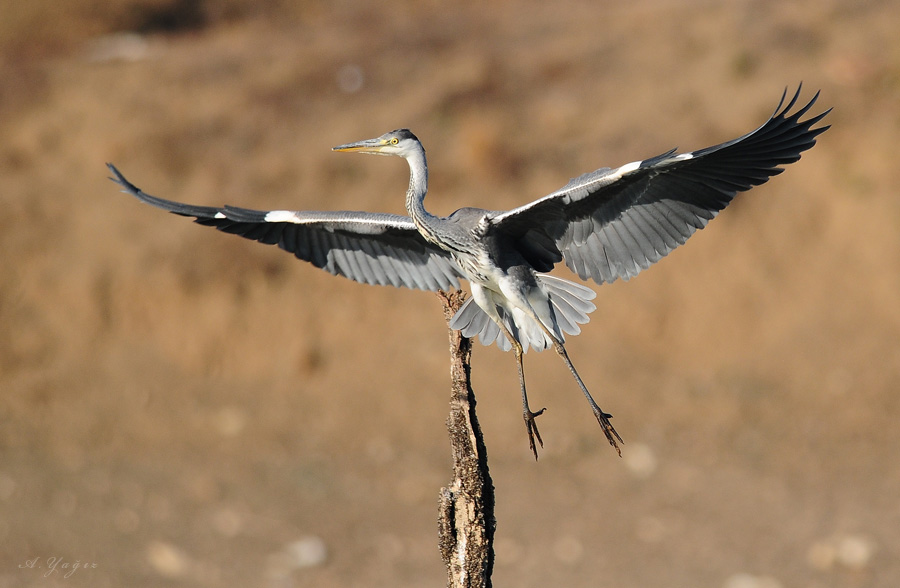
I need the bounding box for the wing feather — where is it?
[108,164,463,291]
[491,86,830,284]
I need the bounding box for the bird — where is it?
[108,86,829,459]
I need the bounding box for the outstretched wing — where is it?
[491,86,831,284]
[108,164,464,291]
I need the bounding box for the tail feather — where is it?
[449,274,597,353]
[449,296,507,349]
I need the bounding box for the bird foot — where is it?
[524,408,546,460]
[593,408,623,457]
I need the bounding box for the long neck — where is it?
[404,147,438,233]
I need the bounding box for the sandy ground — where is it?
[2,1,899,586]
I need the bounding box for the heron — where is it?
[108,86,829,459]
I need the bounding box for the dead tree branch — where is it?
[436,290,496,588]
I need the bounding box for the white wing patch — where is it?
[264,210,301,223]
[616,160,642,175]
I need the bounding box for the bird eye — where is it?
[390,137,399,145]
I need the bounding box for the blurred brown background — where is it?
[2,1,898,586]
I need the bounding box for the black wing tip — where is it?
[107,164,274,223]
[729,85,830,157]
[106,163,224,220]
[772,83,809,115]
[106,162,133,189]
[105,162,151,201]
[774,84,831,127]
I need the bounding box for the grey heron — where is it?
[108,86,829,459]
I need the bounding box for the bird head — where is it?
[332,129,422,158]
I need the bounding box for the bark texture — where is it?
[437,290,496,588]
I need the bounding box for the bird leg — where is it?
[515,342,546,460]
[551,340,623,456]
[498,323,546,459]
[526,311,624,456]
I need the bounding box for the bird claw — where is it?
[593,408,623,457]
[524,408,546,460]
